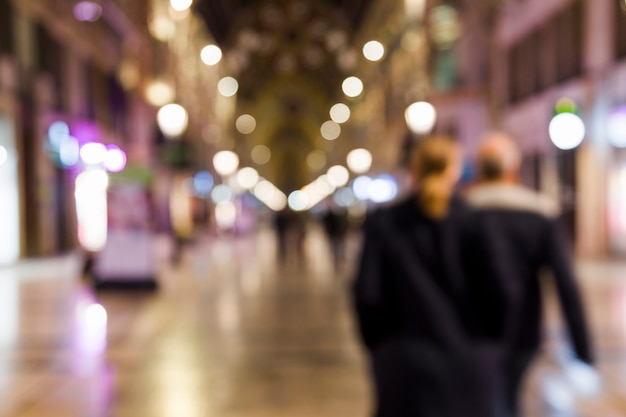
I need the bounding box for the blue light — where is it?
[193,171,214,197]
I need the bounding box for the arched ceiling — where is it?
[186,0,427,193]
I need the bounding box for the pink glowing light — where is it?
[73,1,103,22]
[104,145,127,172]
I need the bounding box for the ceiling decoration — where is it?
[191,0,376,192]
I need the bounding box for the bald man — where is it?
[466,132,593,417]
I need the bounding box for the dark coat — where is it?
[351,195,507,417]
[467,183,593,363]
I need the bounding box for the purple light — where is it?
[73,1,103,22]
[104,145,127,172]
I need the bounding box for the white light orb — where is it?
[363,40,385,61]
[0,146,7,167]
[549,113,585,150]
[307,150,327,171]
[314,174,335,195]
[149,16,176,41]
[170,0,193,12]
[59,136,80,167]
[352,175,372,200]
[48,121,70,148]
[334,187,357,207]
[104,146,127,172]
[327,165,350,187]
[211,184,235,204]
[218,77,239,97]
[251,145,271,165]
[321,120,341,140]
[607,106,626,148]
[405,101,437,134]
[342,76,364,98]
[80,142,107,165]
[288,190,309,211]
[157,103,189,138]
[236,167,260,189]
[145,80,175,107]
[213,150,240,176]
[346,148,372,174]
[215,201,237,230]
[368,175,398,203]
[236,114,256,134]
[84,303,107,327]
[330,103,351,124]
[201,44,222,66]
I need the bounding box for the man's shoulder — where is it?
[466,183,559,219]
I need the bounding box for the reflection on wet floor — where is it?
[0,223,625,416]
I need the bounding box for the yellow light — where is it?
[157,104,189,138]
[236,167,260,189]
[405,101,437,134]
[75,169,109,252]
[330,103,351,124]
[201,44,222,66]
[321,121,341,140]
[218,77,239,97]
[145,80,175,107]
[170,0,193,12]
[347,148,372,174]
[235,114,256,134]
[213,151,239,176]
[327,165,350,187]
[251,145,271,165]
[342,76,364,98]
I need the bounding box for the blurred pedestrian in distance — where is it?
[351,135,507,417]
[467,131,594,417]
[273,208,307,265]
[321,204,349,270]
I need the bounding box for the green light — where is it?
[554,98,578,115]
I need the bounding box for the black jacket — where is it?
[351,195,506,417]
[467,183,593,364]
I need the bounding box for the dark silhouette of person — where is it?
[322,205,349,269]
[274,208,307,264]
[352,136,508,417]
[466,131,594,417]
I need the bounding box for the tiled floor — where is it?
[0,222,625,417]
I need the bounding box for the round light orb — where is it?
[215,201,237,229]
[549,113,585,150]
[145,80,175,107]
[607,105,626,148]
[213,150,240,176]
[288,190,309,211]
[193,171,214,197]
[48,121,70,148]
[236,114,256,134]
[170,0,193,12]
[211,184,235,204]
[0,146,7,167]
[405,101,437,134]
[352,175,372,200]
[201,44,222,66]
[104,145,127,172]
[236,167,260,189]
[307,150,327,171]
[149,16,176,41]
[218,77,239,97]
[342,76,364,98]
[321,121,341,141]
[314,174,335,195]
[346,148,372,174]
[59,136,80,167]
[330,103,351,124]
[363,40,385,61]
[327,165,350,187]
[251,145,271,165]
[84,303,107,327]
[73,1,102,22]
[80,142,107,165]
[368,175,398,203]
[157,103,189,138]
[334,187,357,207]
[254,180,276,201]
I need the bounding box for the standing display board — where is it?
[92,167,158,289]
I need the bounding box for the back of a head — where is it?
[409,135,462,219]
[477,132,521,182]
